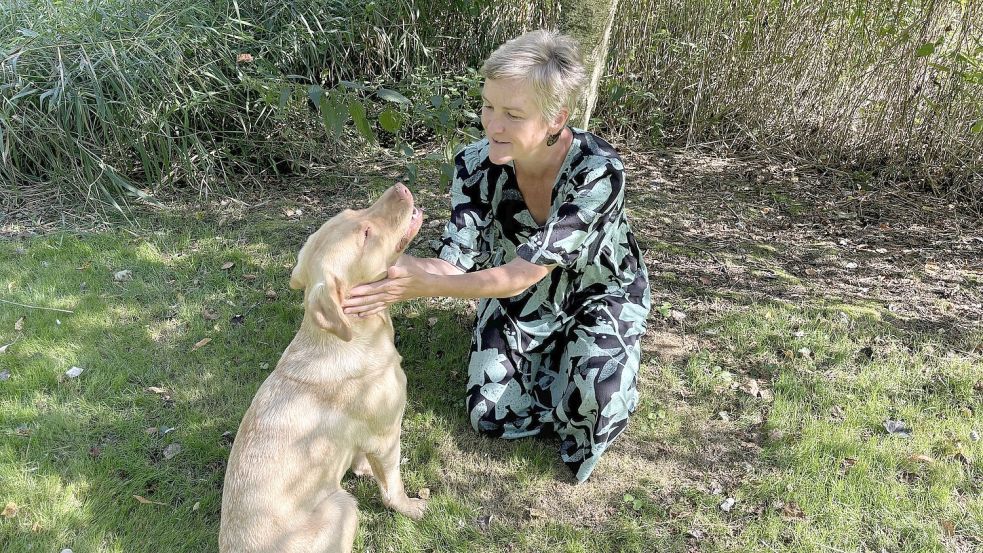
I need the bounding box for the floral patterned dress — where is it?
[434,128,651,481]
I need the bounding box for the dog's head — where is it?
[289,183,423,341]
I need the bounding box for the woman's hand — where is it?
[343,256,428,317]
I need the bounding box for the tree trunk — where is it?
[558,0,619,130]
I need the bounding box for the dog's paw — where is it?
[395,497,427,520]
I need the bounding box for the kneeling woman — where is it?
[344,30,650,482]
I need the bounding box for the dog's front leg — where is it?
[366,436,427,520]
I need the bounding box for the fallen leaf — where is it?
[133,495,165,505]
[265,289,278,300]
[163,443,182,460]
[883,419,912,438]
[242,274,258,281]
[160,426,177,435]
[758,388,774,401]
[2,502,17,518]
[76,261,91,271]
[113,269,133,281]
[192,501,201,511]
[236,53,254,63]
[65,366,84,378]
[719,497,736,512]
[15,424,31,437]
[418,487,431,500]
[221,261,235,270]
[427,317,437,327]
[0,342,12,353]
[202,308,219,321]
[908,454,935,464]
[798,347,812,358]
[740,379,760,397]
[941,519,955,537]
[147,386,168,395]
[718,411,730,421]
[31,521,42,532]
[191,338,211,351]
[0,369,9,381]
[669,309,687,322]
[145,427,158,435]
[839,457,857,475]
[527,507,546,519]
[781,501,805,519]
[14,316,24,331]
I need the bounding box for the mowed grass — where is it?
[1,176,981,552]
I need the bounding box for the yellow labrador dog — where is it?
[220,184,426,553]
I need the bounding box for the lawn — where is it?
[1,154,981,552]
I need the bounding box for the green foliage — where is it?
[1,0,981,206]
[305,68,483,186]
[599,0,983,199]
[0,0,502,206]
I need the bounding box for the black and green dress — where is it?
[434,128,651,482]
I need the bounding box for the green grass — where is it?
[1,178,981,552]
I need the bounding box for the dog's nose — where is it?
[394,183,411,201]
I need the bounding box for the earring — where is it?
[546,130,561,147]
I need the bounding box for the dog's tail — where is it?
[300,489,359,553]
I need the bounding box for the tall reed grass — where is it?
[599,0,983,199]
[1,0,979,207]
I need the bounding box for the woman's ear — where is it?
[551,107,570,133]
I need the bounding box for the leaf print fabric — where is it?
[433,128,651,481]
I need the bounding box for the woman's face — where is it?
[480,78,561,166]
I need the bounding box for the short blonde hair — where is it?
[480,30,587,123]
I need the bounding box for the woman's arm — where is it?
[342,256,551,317]
[401,254,465,277]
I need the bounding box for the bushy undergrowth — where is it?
[599,0,983,200]
[1,0,980,207]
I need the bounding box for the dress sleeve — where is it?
[433,151,492,273]
[515,157,624,269]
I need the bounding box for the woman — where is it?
[343,30,650,482]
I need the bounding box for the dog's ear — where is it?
[289,249,307,290]
[308,276,353,342]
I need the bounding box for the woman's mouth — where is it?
[491,138,510,145]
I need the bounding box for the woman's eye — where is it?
[507,113,522,120]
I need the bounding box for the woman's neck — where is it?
[513,127,573,182]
